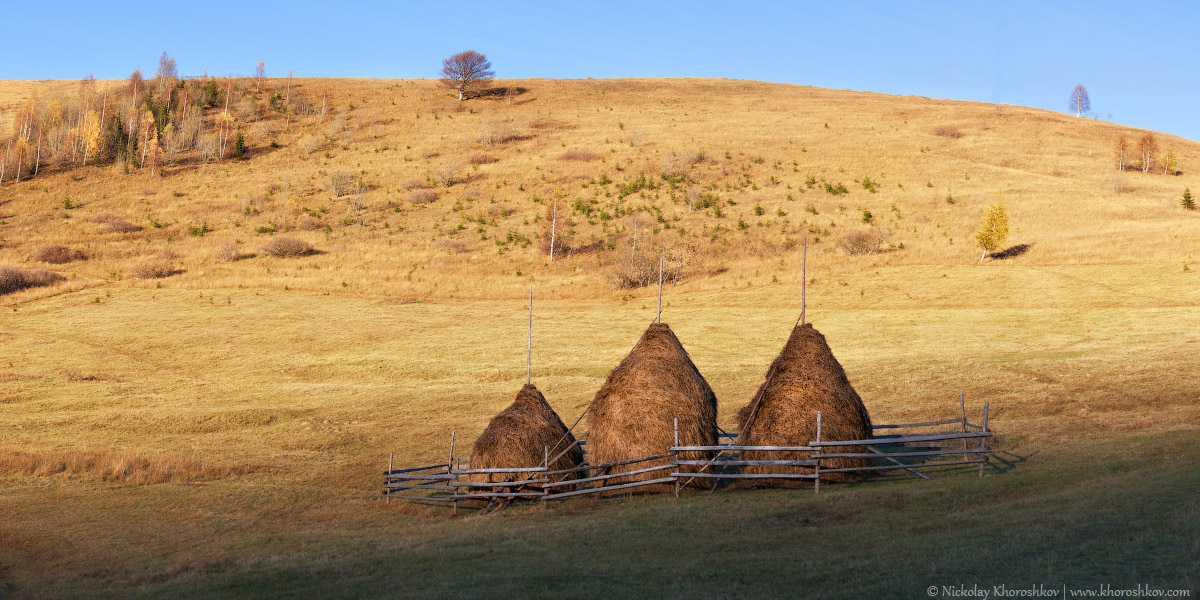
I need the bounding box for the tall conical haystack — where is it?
[468,384,584,486]
[587,322,718,490]
[737,323,873,486]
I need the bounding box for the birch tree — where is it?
[1068,84,1090,117]
[1113,135,1128,171]
[1137,133,1157,173]
[974,196,1010,263]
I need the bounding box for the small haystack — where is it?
[587,322,718,489]
[468,384,584,486]
[737,322,873,485]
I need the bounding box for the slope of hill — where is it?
[1,78,1196,305]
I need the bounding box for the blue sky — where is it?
[5,1,1197,140]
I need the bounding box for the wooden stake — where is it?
[449,431,457,516]
[387,452,394,505]
[542,446,550,509]
[656,254,664,323]
[797,236,808,326]
[527,286,533,385]
[980,402,990,478]
[801,236,807,324]
[814,411,822,494]
[960,392,968,456]
[674,417,681,499]
[959,392,966,428]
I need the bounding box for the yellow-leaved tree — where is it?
[974,194,1010,263]
[81,110,101,165]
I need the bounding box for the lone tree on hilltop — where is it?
[1069,84,1090,117]
[974,194,1011,263]
[440,50,494,101]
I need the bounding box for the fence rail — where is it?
[384,397,994,512]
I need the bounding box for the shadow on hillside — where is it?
[992,243,1032,260]
[478,86,529,99]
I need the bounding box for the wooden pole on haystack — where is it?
[527,286,533,385]
[656,254,664,323]
[798,235,808,326]
[743,236,811,446]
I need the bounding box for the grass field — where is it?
[1,78,1198,598]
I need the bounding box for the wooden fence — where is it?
[384,397,994,513]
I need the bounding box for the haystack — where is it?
[586,322,718,489]
[737,322,872,485]
[468,384,584,487]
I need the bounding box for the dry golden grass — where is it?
[0,78,1195,304]
[0,448,255,485]
[0,78,1198,596]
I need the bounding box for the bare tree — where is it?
[127,70,143,107]
[285,71,293,130]
[1137,133,1158,173]
[436,157,462,187]
[440,50,495,101]
[254,61,265,92]
[155,52,178,113]
[1069,84,1090,117]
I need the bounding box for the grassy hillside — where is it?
[2,78,1197,303]
[1,78,1197,598]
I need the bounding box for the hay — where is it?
[586,322,718,489]
[468,384,583,487]
[737,323,872,486]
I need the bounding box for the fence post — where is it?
[386,452,393,505]
[960,392,968,457]
[979,402,990,478]
[542,446,550,509]
[449,431,457,516]
[814,411,822,494]
[673,417,681,499]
